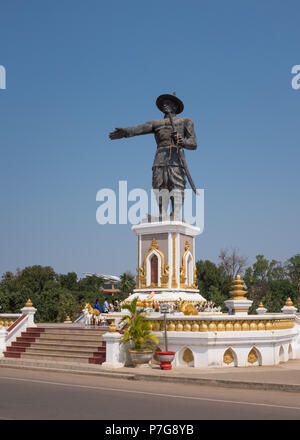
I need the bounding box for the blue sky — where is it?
[0,0,299,278]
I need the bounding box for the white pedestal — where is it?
[102,332,124,369]
[224,299,253,316]
[20,307,37,327]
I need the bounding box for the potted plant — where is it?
[120,297,158,367]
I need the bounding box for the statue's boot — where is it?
[154,189,171,221]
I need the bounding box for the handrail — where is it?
[7,314,26,333]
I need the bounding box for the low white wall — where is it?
[103,326,299,369]
[155,328,298,368]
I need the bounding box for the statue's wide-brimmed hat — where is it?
[156,93,184,114]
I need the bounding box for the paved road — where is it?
[0,367,300,420]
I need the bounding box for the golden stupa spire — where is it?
[230,274,248,300]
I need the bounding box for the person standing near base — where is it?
[103,298,109,313]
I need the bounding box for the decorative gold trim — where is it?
[160,264,169,288]
[138,265,146,288]
[223,348,234,365]
[138,239,169,289]
[248,348,258,364]
[183,348,194,364]
[0,319,15,327]
[180,240,197,289]
[148,318,295,332]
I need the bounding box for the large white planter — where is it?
[128,349,153,367]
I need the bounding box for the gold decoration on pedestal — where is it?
[183,348,194,364]
[183,322,192,331]
[24,299,33,308]
[179,240,197,289]
[184,240,191,252]
[248,348,258,364]
[150,238,158,250]
[65,315,71,322]
[259,302,264,308]
[176,321,183,331]
[179,263,186,288]
[160,264,169,288]
[180,301,189,313]
[223,348,234,365]
[138,266,146,288]
[109,321,117,333]
[184,304,198,316]
[230,274,248,300]
[149,317,295,332]
[286,297,293,307]
[137,238,169,289]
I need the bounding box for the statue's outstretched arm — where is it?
[109,121,153,140]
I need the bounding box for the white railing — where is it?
[0,314,22,328]
[0,305,37,356]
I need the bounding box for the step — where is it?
[26,328,45,333]
[36,333,104,345]
[24,347,105,356]
[28,338,106,347]
[16,337,39,343]
[21,331,43,338]
[20,352,104,364]
[40,328,107,336]
[6,346,27,353]
[16,341,106,350]
[11,341,32,348]
[4,352,21,358]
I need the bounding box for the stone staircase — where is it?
[3,326,107,365]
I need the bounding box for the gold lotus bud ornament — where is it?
[65,315,71,322]
[286,297,293,307]
[230,275,248,300]
[25,299,33,308]
[109,321,117,333]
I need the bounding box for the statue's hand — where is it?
[171,131,184,146]
[109,127,127,140]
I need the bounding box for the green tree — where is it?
[196,260,232,301]
[286,254,300,289]
[119,271,136,295]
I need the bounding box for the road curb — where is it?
[132,373,300,393]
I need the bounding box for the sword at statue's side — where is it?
[165,109,198,195]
